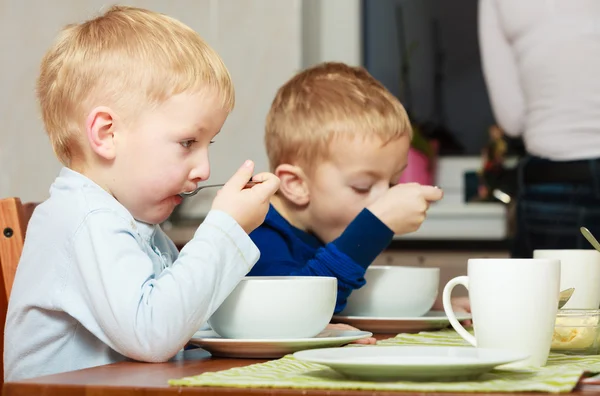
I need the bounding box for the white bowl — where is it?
[340,266,440,317]
[209,276,337,339]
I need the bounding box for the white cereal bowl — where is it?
[208,276,337,339]
[340,266,440,318]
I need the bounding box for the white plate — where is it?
[293,346,528,382]
[189,329,373,358]
[332,310,472,334]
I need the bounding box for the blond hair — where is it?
[265,62,411,171]
[37,5,234,166]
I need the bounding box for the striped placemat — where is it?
[170,328,600,393]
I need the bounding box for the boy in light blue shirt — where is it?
[4,6,280,381]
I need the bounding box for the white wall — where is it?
[302,0,362,68]
[0,0,362,218]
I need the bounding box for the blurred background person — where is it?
[479,0,600,257]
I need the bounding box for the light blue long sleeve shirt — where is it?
[4,168,259,381]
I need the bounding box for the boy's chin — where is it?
[131,204,176,225]
[134,213,169,225]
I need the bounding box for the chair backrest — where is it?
[0,198,33,299]
[0,197,36,383]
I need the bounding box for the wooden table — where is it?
[4,337,599,396]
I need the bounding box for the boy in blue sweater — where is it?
[248,62,469,315]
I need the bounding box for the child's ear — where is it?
[275,164,310,206]
[85,106,118,161]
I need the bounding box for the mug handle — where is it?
[443,276,476,347]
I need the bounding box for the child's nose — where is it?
[189,162,210,183]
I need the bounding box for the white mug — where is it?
[533,249,600,309]
[443,258,560,367]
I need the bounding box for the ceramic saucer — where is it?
[332,310,472,334]
[189,329,373,358]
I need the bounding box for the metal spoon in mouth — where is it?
[179,181,259,198]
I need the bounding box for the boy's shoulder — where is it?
[30,168,135,237]
[253,204,289,233]
[15,170,139,293]
[250,205,293,241]
[250,204,314,255]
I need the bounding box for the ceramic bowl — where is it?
[340,266,440,317]
[209,276,337,339]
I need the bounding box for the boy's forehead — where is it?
[328,135,404,156]
[145,91,227,126]
[326,135,409,172]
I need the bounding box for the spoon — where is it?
[558,287,575,309]
[179,181,260,198]
[580,226,600,252]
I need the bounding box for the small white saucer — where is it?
[189,329,373,358]
[332,311,472,334]
[294,346,528,382]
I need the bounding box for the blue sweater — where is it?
[248,205,394,313]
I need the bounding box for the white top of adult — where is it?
[479,0,600,161]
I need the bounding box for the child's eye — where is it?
[352,186,371,194]
[180,139,197,149]
[210,140,215,145]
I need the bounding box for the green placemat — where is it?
[170,329,600,393]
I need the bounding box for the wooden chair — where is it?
[0,197,37,383]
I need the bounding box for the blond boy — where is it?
[248,62,468,314]
[5,6,279,381]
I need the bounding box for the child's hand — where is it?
[211,160,280,233]
[433,296,472,326]
[367,183,443,235]
[446,296,471,313]
[326,323,377,345]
